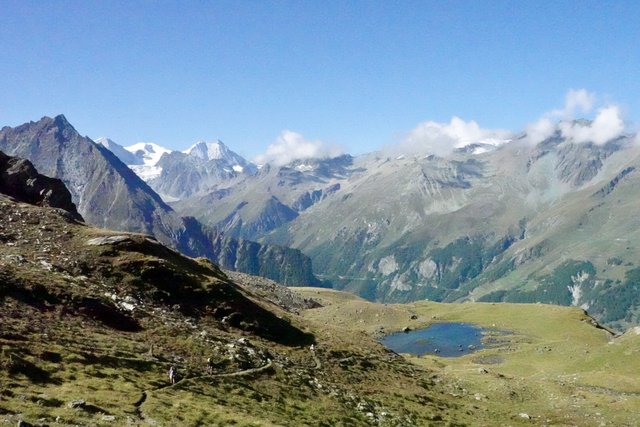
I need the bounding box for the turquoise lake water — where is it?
[379,322,485,357]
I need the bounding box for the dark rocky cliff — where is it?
[0,149,83,221]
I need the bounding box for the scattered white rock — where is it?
[119,301,135,311]
[378,255,399,276]
[628,326,640,335]
[39,260,53,270]
[4,254,25,263]
[67,399,86,409]
[86,235,130,246]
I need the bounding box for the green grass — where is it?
[294,287,640,426]
[0,199,470,426]
[6,197,640,425]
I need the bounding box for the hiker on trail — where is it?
[310,344,315,352]
[206,357,214,374]
[169,366,177,384]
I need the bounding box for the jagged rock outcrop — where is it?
[291,183,341,212]
[0,149,82,221]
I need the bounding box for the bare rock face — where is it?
[0,150,83,221]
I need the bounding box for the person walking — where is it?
[168,366,177,384]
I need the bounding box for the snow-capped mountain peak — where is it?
[95,136,115,147]
[295,164,315,172]
[185,140,232,161]
[95,136,257,199]
[125,142,171,166]
[95,137,142,165]
[185,139,257,173]
[475,137,512,147]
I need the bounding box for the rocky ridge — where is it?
[0,116,323,287]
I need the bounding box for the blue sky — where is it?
[1,0,639,160]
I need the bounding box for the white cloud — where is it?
[525,117,556,146]
[559,105,625,145]
[397,116,511,157]
[563,89,595,118]
[525,89,626,145]
[254,130,343,166]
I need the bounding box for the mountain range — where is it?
[0,116,322,287]
[6,115,640,331]
[1,150,472,426]
[4,117,640,425]
[99,124,640,331]
[4,144,640,426]
[96,137,256,200]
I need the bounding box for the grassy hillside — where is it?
[0,195,471,426]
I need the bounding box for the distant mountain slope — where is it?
[0,116,323,287]
[95,137,142,165]
[172,131,640,329]
[150,140,257,199]
[98,137,257,200]
[171,155,357,238]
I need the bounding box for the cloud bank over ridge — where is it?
[254,89,632,166]
[254,130,344,166]
[393,117,512,157]
[392,89,629,159]
[526,89,626,145]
